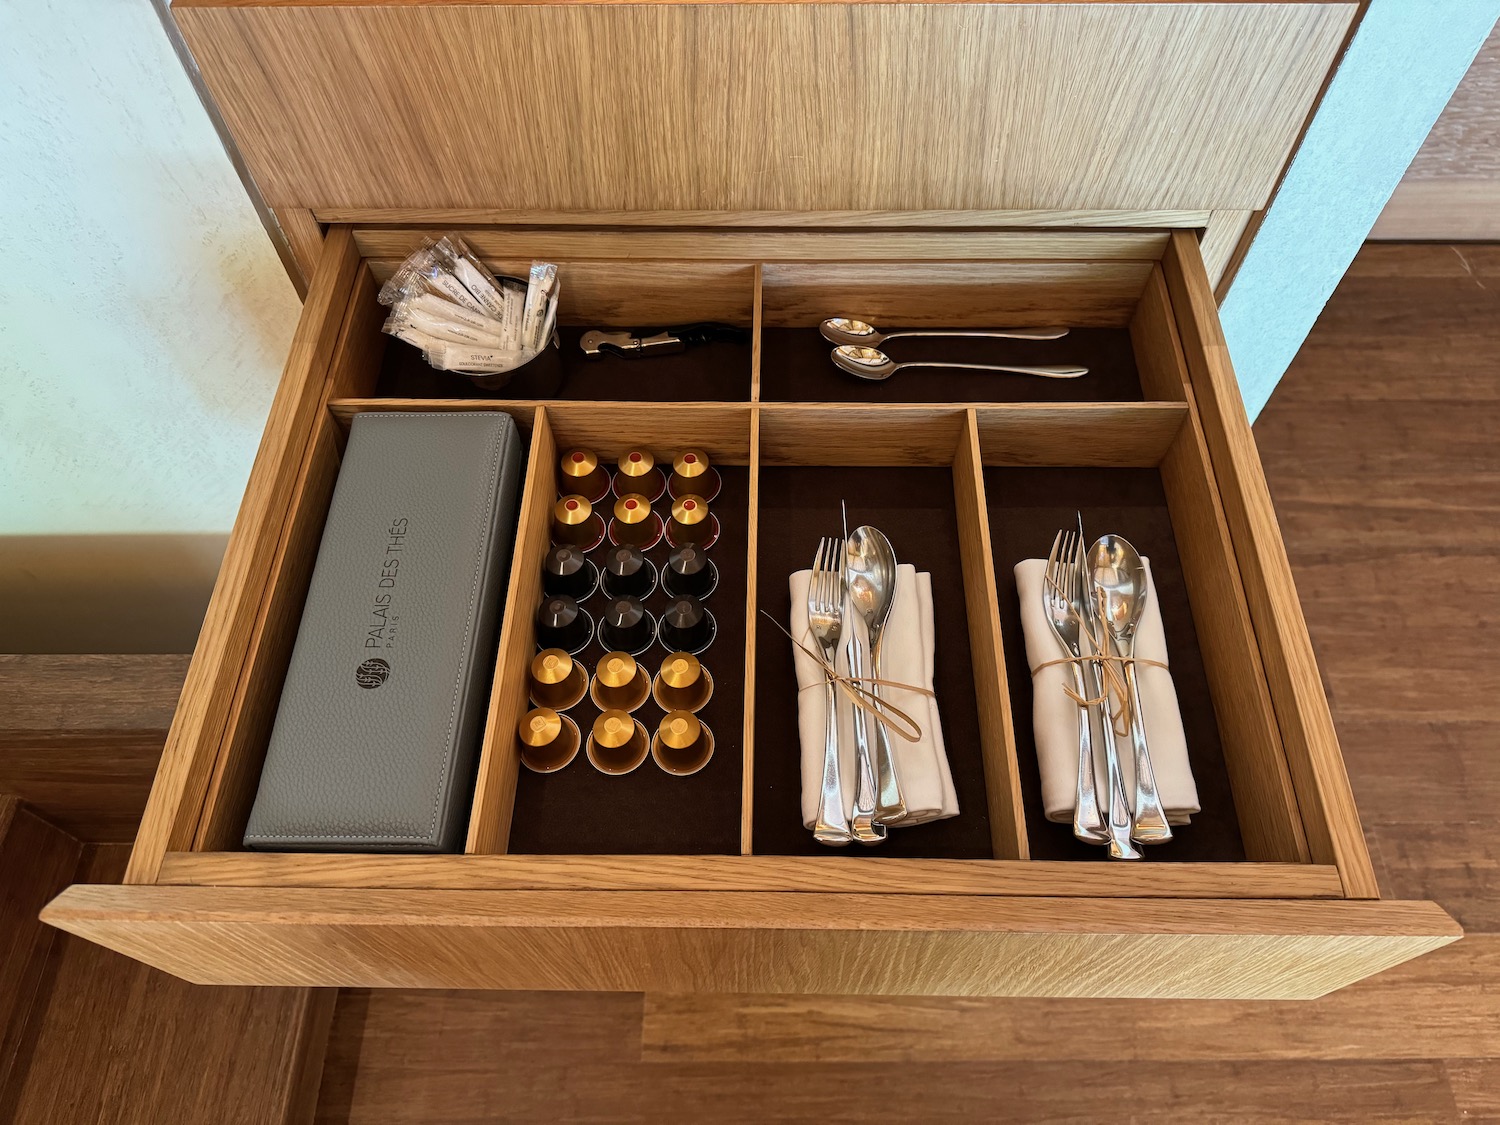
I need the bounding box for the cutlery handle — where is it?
[1071,661,1106,843]
[1096,686,1142,861]
[1123,660,1173,844]
[846,638,886,844]
[882,328,1068,343]
[869,646,907,824]
[902,361,1087,379]
[812,670,852,845]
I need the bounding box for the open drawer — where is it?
[41,226,1459,998]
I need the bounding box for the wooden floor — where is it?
[308,243,1500,1123]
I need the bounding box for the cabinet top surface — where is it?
[172,1,1355,221]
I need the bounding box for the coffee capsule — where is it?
[590,650,652,712]
[657,596,716,655]
[608,493,664,550]
[652,710,715,776]
[598,595,655,656]
[652,651,714,713]
[600,544,657,599]
[528,648,588,711]
[666,495,719,550]
[614,448,665,502]
[663,543,717,599]
[558,448,610,503]
[517,708,581,773]
[535,595,593,655]
[551,495,605,551]
[668,449,722,503]
[587,709,649,775]
[542,544,598,600]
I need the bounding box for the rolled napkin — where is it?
[1014,557,1199,826]
[790,564,958,828]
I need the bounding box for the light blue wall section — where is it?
[0,0,300,536]
[1221,2,1499,420]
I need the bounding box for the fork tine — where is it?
[815,537,830,612]
[810,537,825,611]
[1045,530,1064,593]
[1061,530,1078,605]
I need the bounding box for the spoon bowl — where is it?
[832,344,1087,382]
[820,318,1069,348]
[845,524,905,823]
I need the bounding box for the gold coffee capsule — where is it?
[552,495,604,548]
[667,495,716,548]
[590,650,651,712]
[517,708,581,773]
[652,710,715,776]
[615,448,665,501]
[609,493,660,548]
[652,651,714,713]
[528,648,588,711]
[587,709,649,775]
[559,448,609,503]
[669,449,722,502]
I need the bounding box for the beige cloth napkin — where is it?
[790,564,958,828]
[1014,557,1199,826]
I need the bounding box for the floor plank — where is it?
[6,845,330,1125]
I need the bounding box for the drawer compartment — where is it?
[41,225,1460,998]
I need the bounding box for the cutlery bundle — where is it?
[1040,522,1172,860]
[791,514,958,846]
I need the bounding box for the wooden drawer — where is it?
[41,225,1458,997]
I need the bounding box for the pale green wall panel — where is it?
[1222,1,1499,419]
[0,0,300,537]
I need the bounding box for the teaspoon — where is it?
[821,317,1069,348]
[845,525,905,825]
[832,345,1087,382]
[1088,535,1172,845]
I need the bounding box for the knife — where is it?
[580,323,749,359]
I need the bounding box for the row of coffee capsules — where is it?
[552,492,718,553]
[518,706,715,777]
[535,592,714,656]
[558,447,721,506]
[527,648,713,714]
[544,543,717,602]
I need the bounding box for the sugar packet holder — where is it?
[379,233,560,384]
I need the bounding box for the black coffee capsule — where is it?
[663,544,718,599]
[535,595,593,655]
[656,596,716,655]
[601,544,657,599]
[598,595,656,656]
[542,544,598,600]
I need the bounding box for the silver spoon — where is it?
[1088,535,1172,845]
[821,317,1069,348]
[845,524,905,825]
[832,345,1087,382]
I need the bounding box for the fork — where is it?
[807,537,852,845]
[1043,530,1107,844]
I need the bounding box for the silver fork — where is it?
[1043,530,1107,844]
[807,538,852,845]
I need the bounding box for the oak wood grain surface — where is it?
[301,243,1500,1121]
[0,654,188,840]
[5,846,332,1125]
[174,3,1352,213]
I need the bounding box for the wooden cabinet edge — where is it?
[40,885,1459,998]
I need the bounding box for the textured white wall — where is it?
[0,0,299,537]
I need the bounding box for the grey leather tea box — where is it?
[244,411,524,852]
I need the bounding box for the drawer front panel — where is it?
[173,2,1353,213]
[42,885,1457,999]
